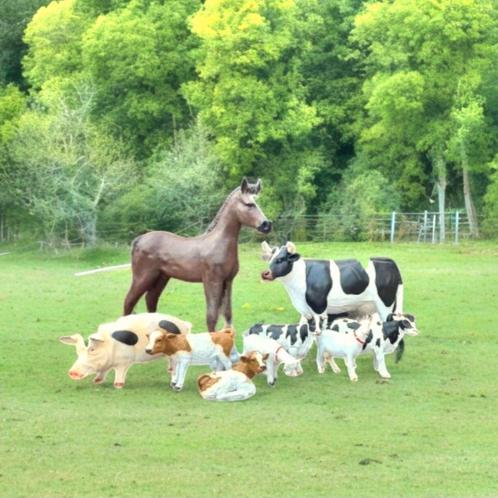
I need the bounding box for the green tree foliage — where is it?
[184,0,321,213]
[0,0,50,86]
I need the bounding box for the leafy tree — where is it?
[352,0,496,240]
[184,0,321,213]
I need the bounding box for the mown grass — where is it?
[1,241,497,497]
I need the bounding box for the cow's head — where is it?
[239,351,268,376]
[384,313,419,343]
[261,241,301,281]
[233,177,272,234]
[59,332,109,380]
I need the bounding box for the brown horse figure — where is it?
[123,178,272,331]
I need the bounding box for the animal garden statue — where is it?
[261,241,404,327]
[59,313,192,389]
[124,178,272,331]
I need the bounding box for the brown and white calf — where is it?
[197,352,268,401]
[316,313,418,381]
[145,328,234,391]
[59,313,192,388]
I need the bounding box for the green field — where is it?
[1,242,497,497]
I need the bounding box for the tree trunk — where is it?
[462,161,479,238]
[434,154,447,243]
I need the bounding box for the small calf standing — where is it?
[197,352,268,401]
[243,334,302,386]
[316,313,418,382]
[245,322,315,378]
[59,313,192,388]
[145,328,234,391]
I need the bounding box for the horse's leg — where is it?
[220,279,233,328]
[145,274,169,312]
[123,271,160,315]
[204,278,224,332]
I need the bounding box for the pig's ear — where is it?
[88,333,105,346]
[59,334,85,353]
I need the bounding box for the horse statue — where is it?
[123,178,272,331]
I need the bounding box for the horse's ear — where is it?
[241,177,249,193]
[255,178,262,194]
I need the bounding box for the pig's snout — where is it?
[68,370,84,380]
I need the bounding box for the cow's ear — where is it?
[166,333,177,340]
[286,241,297,254]
[240,177,249,193]
[261,241,273,261]
[262,353,269,360]
[386,313,394,322]
[239,355,249,363]
[289,252,300,262]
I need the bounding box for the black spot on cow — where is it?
[363,329,373,351]
[304,260,332,314]
[158,320,180,334]
[371,257,403,308]
[286,325,298,345]
[307,318,317,332]
[299,324,309,342]
[327,312,349,328]
[346,321,361,330]
[382,321,400,344]
[268,325,283,340]
[331,324,339,332]
[248,323,263,335]
[375,338,381,348]
[336,259,370,295]
[112,330,139,346]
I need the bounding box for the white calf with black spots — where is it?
[261,241,404,330]
[59,313,192,388]
[316,313,418,381]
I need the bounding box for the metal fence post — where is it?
[454,210,460,244]
[432,214,437,243]
[390,211,396,243]
[423,210,428,242]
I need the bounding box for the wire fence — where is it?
[1,210,497,249]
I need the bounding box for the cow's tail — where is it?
[395,339,405,363]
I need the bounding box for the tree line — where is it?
[1,0,498,245]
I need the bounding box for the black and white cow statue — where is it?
[261,241,404,328]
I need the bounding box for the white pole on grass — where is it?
[432,214,437,243]
[74,263,131,277]
[390,211,396,243]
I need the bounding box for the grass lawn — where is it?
[1,241,497,497]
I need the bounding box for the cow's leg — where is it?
[203,278,224,332]
[124,270,160,315]
[167,357,177,385]
[374,349,390,379]
[266,357,277,386]
[113,365,131,388]
[325,354,341,374]
[215,352,232,371]
[216,382,256,401]
[172,358,190,391]
[316,343,326,374]
[145,274,169,312]
[345,355,358,382]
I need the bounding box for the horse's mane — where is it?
[205,187,241,233]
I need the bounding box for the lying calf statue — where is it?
[197,352,268,401]
[59,313,192,388]
[145,327,234,391]
[316,313,418,381]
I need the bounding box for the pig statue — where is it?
[59,313,192,388]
